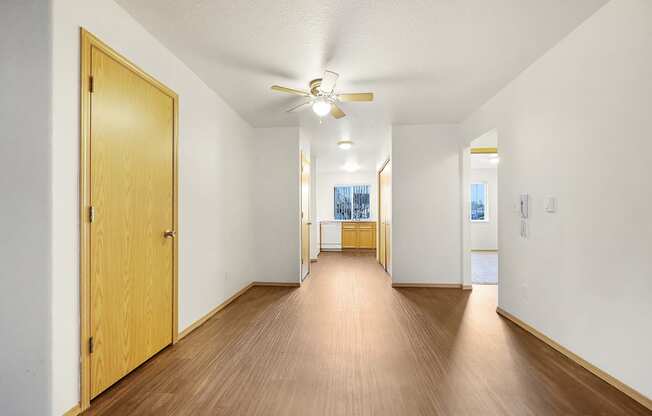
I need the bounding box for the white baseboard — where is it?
[392,283,463,289]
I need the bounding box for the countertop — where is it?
[319,219,377,223]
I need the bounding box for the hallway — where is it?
[85,252,649,415]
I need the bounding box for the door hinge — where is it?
[89,336,94,354]
[89,206,95,223]
[89,76,94,93]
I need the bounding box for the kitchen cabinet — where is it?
[342,222,376,249]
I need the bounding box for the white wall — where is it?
[252,127,301,283]
[470,167,498,250]
[461,0,652,399]
[51,0,257,413]
[392,125,462,284]
[316,171,377,221]
[0,1,53,415]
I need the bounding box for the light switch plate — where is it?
[544,196,557,213]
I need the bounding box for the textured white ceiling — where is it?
[116,0,608,128]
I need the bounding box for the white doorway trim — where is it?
[461,129,499,290]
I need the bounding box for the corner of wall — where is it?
[251,127,302,283]
[1,1,54,414]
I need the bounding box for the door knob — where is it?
[164,230,176,239]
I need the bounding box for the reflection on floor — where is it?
[84,251,650,416]
[471,251,498,284]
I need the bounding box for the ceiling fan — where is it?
[270,70,373,120]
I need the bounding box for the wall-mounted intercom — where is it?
[520,194,529,219]
[520,194,529,239]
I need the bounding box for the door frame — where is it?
[79,28,179,411]
[462,139,499,290]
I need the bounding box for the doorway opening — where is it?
[469,132,498,285]
[301,119,390,278]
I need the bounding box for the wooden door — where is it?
[89,46,175,398]
[301,153,311,279]
[379,171,386,267]
[384,161,392,272]
[378,161,392,272]
[379,221,386,266]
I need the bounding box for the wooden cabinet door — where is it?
[358,225,375,249]
[342,223,358,248]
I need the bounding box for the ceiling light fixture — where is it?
[342,162,360,173]
[312,98,332,117]
[337,139,353,150]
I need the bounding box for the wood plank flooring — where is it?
[84,251,651,415]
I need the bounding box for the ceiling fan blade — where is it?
[319,70,339,94]
[338,92,374,102]
[330,103,346,119]
[271,85,310,96]
[286,101,311,113]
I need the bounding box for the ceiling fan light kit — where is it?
[312,98,332,117]
[337,139,353,150]
[270,70,374,120]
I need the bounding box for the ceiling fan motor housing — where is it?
[309,78,323,96]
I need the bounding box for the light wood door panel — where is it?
[379,222,386,268]
[90,46,174,398]
[385,224,391,272]
[384,162,392,272]
[378,160,391,271]
[301,153,310,279]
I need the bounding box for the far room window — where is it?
[470,183,488,221]
[334,185,370,220]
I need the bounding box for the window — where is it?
[470,183,488,221]
[334,185,370,220]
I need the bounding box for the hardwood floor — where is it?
[84,251,650,415]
